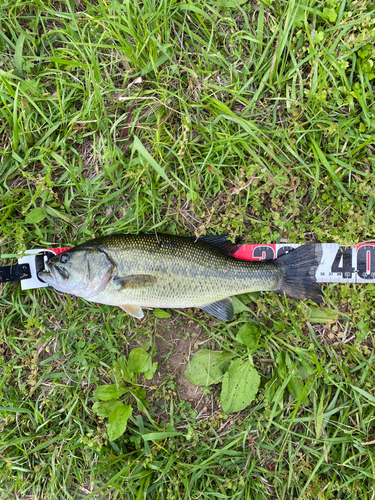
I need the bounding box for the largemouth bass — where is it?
[38,234,323,321]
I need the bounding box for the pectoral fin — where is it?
[119,304,144,319]
[200,298,234,321]
[113,274,157,290]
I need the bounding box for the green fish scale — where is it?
[82,234,280,308]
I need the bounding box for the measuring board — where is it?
[9,242,375,290]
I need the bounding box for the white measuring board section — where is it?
[19,248,71,290]
[18,243,375,290]
[232,242,375,284]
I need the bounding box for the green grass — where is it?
[0,0,375,498]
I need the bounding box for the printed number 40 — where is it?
[331,247,354,278]
[331,246,375,280]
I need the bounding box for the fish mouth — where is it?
[38,260,69,285]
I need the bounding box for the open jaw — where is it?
[38,261,69,286]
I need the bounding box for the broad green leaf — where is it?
[299,360,314,378]
[153,308,171,318]
[358,44,372,59]
[107,404,132,441]
[292,0,308,27]
[322,7,337,23]
[94,384,127,401]
[92,400,123,418]
[276,352,288,380]
[287,371,304,401]
[293,9,306,28]
[220,359,261,413]
[184,349,232,386]
[25,208,45,224]
[144,362,158,380]
[309,307,339,324]
[236,322,261,349]
[117,355,134,382]
[128,347,151,373]
[363,60,375,80]
[232,296,251,314]
[277,353,305,401]
[274,321,286,332]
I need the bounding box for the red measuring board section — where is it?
[47,247,72,255]
[233,244,277,261]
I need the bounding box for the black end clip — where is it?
[0,263,31,283]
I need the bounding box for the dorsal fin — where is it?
[197,235,242,256]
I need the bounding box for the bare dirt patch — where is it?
[126,313,223,422]
[127,313,221,411]
[151,314,211,403]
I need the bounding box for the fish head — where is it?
[38,247,114,299]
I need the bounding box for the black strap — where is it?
[0,263,31,283]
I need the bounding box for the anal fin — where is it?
[119,304,144,319]
[200,298,234,321]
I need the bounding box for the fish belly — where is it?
[91,264,278,309]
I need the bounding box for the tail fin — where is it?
[276,243,323,304]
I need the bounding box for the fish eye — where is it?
[60,253,70,264]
